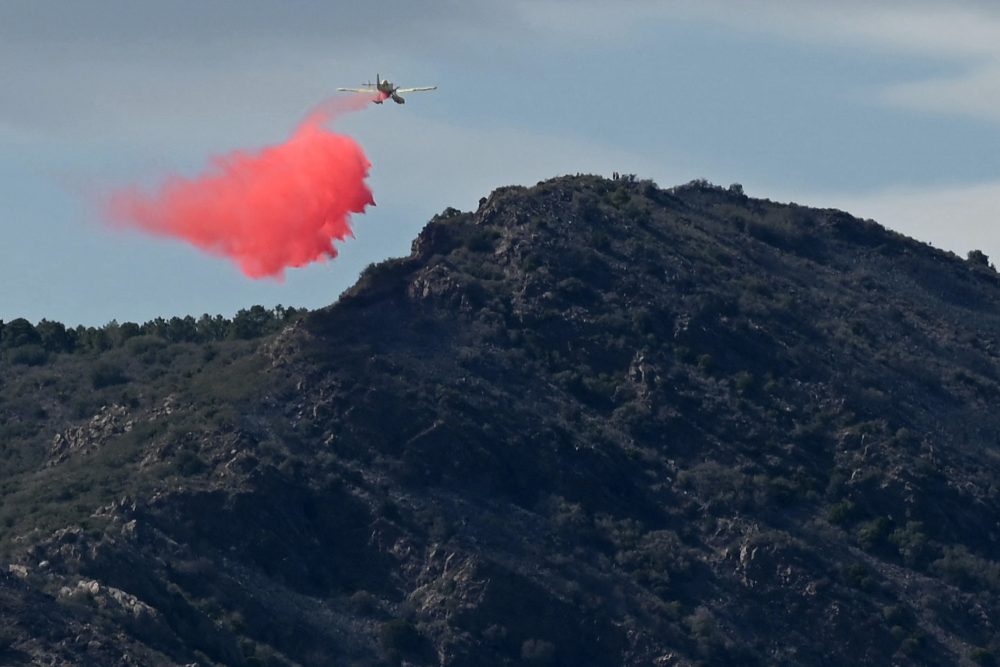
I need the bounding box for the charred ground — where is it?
[0,175,999,666]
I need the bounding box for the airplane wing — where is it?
[395,86,437,93]
[337,87,377,93]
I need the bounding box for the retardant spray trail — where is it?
[105,93,376,279]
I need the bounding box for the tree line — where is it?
[0,305,305,355]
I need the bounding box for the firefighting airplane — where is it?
[337,74,437,104]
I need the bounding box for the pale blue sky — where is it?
[3,1,1000,325]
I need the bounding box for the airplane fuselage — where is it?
[373,78,402,104]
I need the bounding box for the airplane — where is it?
[337,73,437,104]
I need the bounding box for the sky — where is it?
[3,0,1000,325]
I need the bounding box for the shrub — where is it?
[899,633,924,656]
[125,335,167,356]
[685,606,716,637]
[348,590,379,616]
[932,545,1000,591]
[856,517,892,552]
[91,363,128,389]
[677,461,750,512]
[7,344,47,366]
[0,626,16,653]
[971,647,997,666]
[521,638,556,664]
[465,229,497,253]
[379,619,424,656]
[842,563,877,591]
[174,449,207,475]
[881,604,910,627]
[889,522,930,566]
[827,500,857,525]
[696,354,713,372]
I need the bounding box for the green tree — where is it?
[166,315,199,342]
[74,325,112,352]
[1,318,40,348]
[36,319,72,352]
[140,317,169,339]
[197,314,229,341]
[229,306,271,340]
[118,321,142,342]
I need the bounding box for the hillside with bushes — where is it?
[1,175,999,666]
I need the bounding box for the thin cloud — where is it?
[0,1,504,140]
[738,3,1000,124]
[515,0,1000,124]
[9,0,1000,138]
[881,63,1000,122]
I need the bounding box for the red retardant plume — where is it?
[106,94,376,279]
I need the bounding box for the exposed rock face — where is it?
[2,175,1000,665]
[49,404,132,464]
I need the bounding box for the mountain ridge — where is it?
[1,174,999,666]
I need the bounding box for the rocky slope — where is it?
[1,175,999,666]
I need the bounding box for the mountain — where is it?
[1,175,999,666]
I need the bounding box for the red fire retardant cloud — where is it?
[106,94,376,279]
